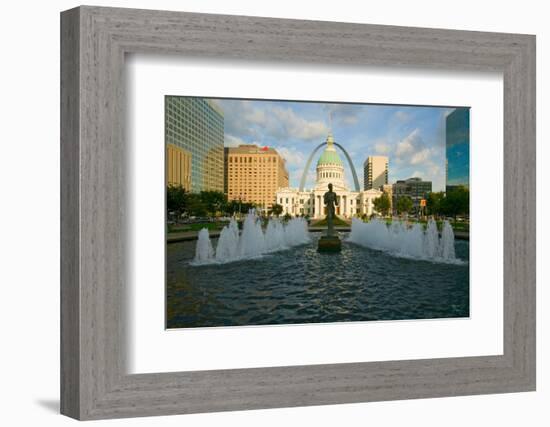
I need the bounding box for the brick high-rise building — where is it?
[224,144,289,211]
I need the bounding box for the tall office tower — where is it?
[165,97,224,192]
[363,156,389,190]
[224,144,289,211]
[446,107,470,193]
[166,144,192,191]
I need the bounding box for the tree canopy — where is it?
[426,191,445,216]
[166,185,187,219]
[395,195,413,215]
[269,203,283,217]
[373,193,391,216]
[440,186,469,219]
[166,186,277,220]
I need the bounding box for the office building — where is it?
[446,107,470,193]
[165,97,224,192]
[393,177,432,210]
[363,156,389,190]
[166,143,192,191]
[225,144,289,211]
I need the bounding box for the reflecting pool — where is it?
[167,232,469,329]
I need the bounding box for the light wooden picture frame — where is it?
[60,5,536,420]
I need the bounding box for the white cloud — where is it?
[340,115,359,125]
[394,128,436,168]
[429,164,441,175]
[375,142,390,154]
[394,110,411,122]
[410,148,431,165]
[395,129,421,157]
[272,107,328,141]
[224,134,245,147]
[277,146,305,168]
[244,108,267,124]
[327,104,363,127]
[220,100,329,142]
[395,140,413,156]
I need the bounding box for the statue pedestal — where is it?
[317,235,342,252]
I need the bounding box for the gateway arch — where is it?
[298,142,360,192]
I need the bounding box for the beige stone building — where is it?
[363,156,389,190]
[166,143,192,191]
[224,144,289,211]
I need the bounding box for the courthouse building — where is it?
[276,132,382,219]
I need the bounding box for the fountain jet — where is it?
[348,218,462,263]
[193,211,310,265]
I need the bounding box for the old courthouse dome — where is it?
[316,132,343,167]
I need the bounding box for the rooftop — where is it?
[226,144,279,155]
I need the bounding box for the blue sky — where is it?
[211,98,457,192]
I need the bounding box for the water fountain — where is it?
[193,211,310,265]
[194,228,214,263]
[348,217,460,263]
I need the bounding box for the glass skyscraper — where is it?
[445,107,470,192]
[165,97,224,193]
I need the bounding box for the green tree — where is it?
[269,203,283,217]
[373,193,391,216]
[441,186,469,220]
[199,190,227,217]
[283,213,292,222]
[426,191,445,217]
[396,196,413,215]
[226,199,240,215]
[166,185,187,221]
[185,193,207,217]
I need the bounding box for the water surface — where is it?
[167,233,469,328]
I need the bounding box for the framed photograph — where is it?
[61,6,536,420]
[164,97,471,330]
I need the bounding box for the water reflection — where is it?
[167,233,469,329]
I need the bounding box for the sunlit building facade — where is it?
[166,143,192,191]
[165,97,224,192]
[224,144,289,211]
[364,156,389,190]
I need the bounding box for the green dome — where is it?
[317,133,343,166]
[317,149,343,166]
